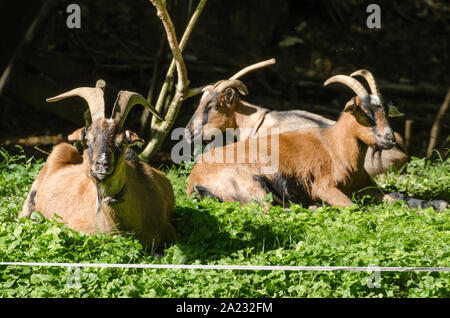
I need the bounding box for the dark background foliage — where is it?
[0,0,448,165]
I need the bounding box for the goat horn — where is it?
[323,75,369,99]
[350,69,380,97]
[212,79,248,96]
[229,58,276,80]
[46,87,105,122]
[201,85,213,92]
[112,91,164,127]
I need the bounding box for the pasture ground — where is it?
[0,148,449,297]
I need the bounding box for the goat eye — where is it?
[360,108,375,125]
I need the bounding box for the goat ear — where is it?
[125,130,144,148]
[68,128,86,143]
[223,88,236,107]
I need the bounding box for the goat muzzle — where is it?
[375,127,396,150]
[91,152,115,182]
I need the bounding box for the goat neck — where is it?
[324,111,368,174]
[93,152,127,233]
[234,100,271,139]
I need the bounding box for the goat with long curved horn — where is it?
[188,68,409,183]
[20,83,176,251]
[186,70,446,211]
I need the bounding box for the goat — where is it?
[187,74,447,210]
[186,69,408,178]
[19,85,176,250]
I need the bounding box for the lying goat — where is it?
[186,68,408,178]
[20,85,176,249]
[187,74,447,210]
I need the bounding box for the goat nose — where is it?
[97,153,107,163]
[95,154,110,169]
[383,127,395,142]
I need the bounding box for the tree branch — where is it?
[140,0,208,160]
[426,87,450,158]
[149,0,189,98]
[152,0,208,116]
[184,85,208,100]
[139,34,166,135]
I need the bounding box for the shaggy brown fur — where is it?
[20,119,176,250]
[188,108,378,207]
[186,81,408,178]
[187,94,447,210]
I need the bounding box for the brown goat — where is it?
[20,86,176,250]
[186,69,408,178]
[187,74,447,210]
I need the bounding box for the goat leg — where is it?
[313,187,354,207]
[19,165,50,218]
[19,177,42,218]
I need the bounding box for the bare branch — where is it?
[139,35,166,135]
[152,0,208,115]
[185,85,208,100]
[404,119,413,153]
[426,87,450,158]
[149,0,189,99]
[141,0,208,160]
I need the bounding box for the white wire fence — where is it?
[1,262,449,272]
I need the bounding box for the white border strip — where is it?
[0,262,449,272]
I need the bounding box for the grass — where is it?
[0,147,449,297]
